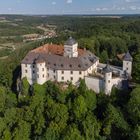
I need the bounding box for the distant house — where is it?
[21,37,133,95]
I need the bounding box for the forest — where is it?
[0,15,140,140]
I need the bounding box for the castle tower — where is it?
[103,63,113,95]
[123,51,133,78]
[35,55,47,85]
[64,37,78,58]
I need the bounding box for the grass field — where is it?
[0,15,57,58]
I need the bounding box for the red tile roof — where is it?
[31,44,85,56]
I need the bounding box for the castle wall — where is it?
[36,62,47,85]
[123,61,132,76]
[85,76,104,93]
[111,78,123,89]
[47,68,57,81]
[57,70,85,84]
[21,64,34,84]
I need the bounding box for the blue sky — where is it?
[0,0,140,15]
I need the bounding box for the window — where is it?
[33,65,35,68]
[42,74,45,78]
[33,70,35,74]
[78,64,81,68]
[79,71,82,75]
[40,64,42,66]
[54,76,56,79]
[48,73,49,77]
[127,68,129,70]
[61,64,64,67]
[71,77,73,81]
[79,77,82,81]
[37,75,39,78]
[71,71,73,74]
[53,70,55,73]
[54,64,56,66]
[108,80,110,83]
[25,64,27,67]
[62,71,64,74]
[69,64,72,68]
[62,77,64,80]
[25,70,28,73]
[42,68,44,71]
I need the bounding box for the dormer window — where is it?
[69,64,72,68]
[61,64,64,67]
[78,64,81,68]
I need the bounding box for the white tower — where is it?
[64,37,78,58]
[123,51,133,78]
[35,55,47,85]
[103,64,113,95]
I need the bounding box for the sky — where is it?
[0,0,140,15]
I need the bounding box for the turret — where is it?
[103,63,113,95]
[64,37,78,58]
[123,51,133,78]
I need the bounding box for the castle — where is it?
[21,37,132,95]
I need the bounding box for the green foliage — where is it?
[73,95,87,119]
[127,87,140,124]
[81,113,101,140]
[102,103,129,140]
[100,50,109,63]
[62,124,84,140]
[21,77,30,96]
[133,49,140,83]
[130,125,140,140]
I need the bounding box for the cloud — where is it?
[125,0,139,3]
[125,0,132,2]
[66,0,72,4]
[129,5,140,10]
[52,1,56,5]
[8,8,12,11]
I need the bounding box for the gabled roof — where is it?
[103,63,112,73]
[123,51,133,61]
[64,37,77,46]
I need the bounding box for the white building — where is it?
[21,37,132,95]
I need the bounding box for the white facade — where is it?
[21,62,97,85]
[21,64,34,85]
[123,60,132,77]
[21,38,132,95]
[104,72,112,95]
[36,62,47,85]
[85,76,104,93]
[64,43,78,58]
